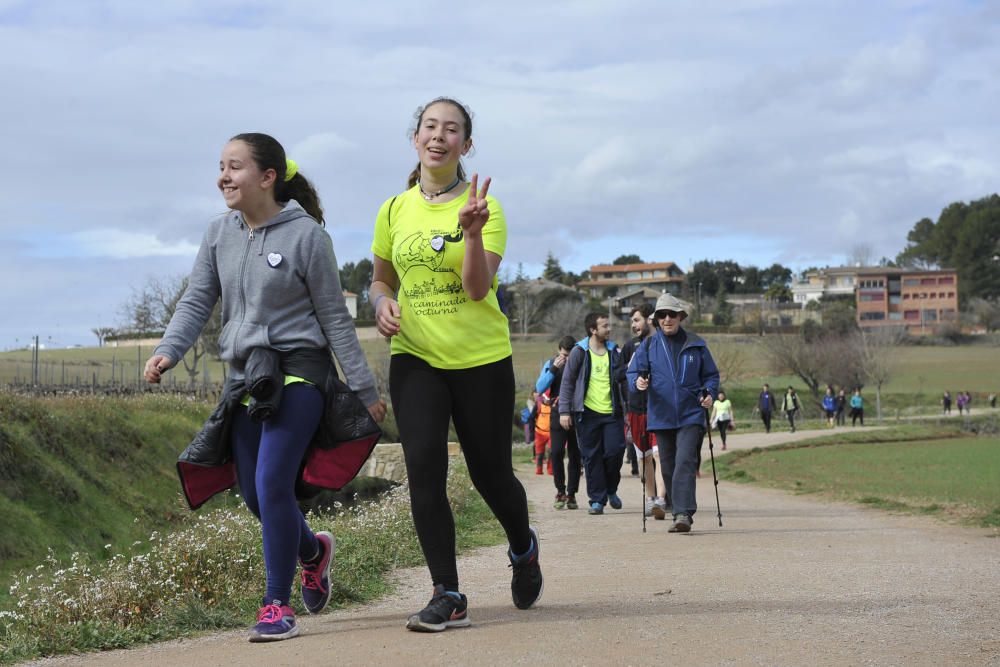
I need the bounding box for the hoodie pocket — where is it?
[219,320,272,361]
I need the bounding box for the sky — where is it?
[2,0,998,349]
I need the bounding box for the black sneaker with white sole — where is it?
[508,526,543,610]
[406,584,470,632]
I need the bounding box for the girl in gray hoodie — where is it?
[144,133,385,642]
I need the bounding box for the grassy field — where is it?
[5,332,998,395]
[716,429,1000,528]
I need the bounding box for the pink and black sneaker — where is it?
[300,531,335,614]
[248,600,298,642]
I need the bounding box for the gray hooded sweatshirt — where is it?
[154,200,378,407]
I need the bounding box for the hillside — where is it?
[0,393,212,589]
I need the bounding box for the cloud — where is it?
[3,0,1000,347]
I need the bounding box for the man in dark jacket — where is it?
[559,312,626,515]
[757,383,775,433]
[619,304,669,519]
[536,335,582,510]
[627,294,719,534]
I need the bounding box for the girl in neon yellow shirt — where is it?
[369,97,542,632]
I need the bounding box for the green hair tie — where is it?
[285,158,298,182]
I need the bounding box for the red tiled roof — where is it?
[588,262,679,273]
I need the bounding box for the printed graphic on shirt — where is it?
[393,230,466,318]
[371,187,512,369]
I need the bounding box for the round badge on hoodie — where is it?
[267,252,282,268]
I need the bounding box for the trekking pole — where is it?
[640,438,647,534]
[638,369,650,534]
[702,392,723,527]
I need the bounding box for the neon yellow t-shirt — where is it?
[371,185,512,369]
[583,348,613,414]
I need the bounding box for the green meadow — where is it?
[716,427,1000,528]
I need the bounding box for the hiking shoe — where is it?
[566,494,579,510]
[406,584,470,632]
[300,531,334,614]
[668,514,692,533]
[651,498,668,521]
[535,465,544,475]
[608,493,622,510]
[588,502,604,515]
[248,600,299,642]
[508,526,543,610]
[644,498,654,517]
[553,493,566,510]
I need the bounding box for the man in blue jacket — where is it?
[627,293,719,533]
[559,312,626,515]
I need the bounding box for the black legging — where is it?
[389,353,531,591]
[716,419,730,447]
[549,419,581,495]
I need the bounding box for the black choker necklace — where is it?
[419,177,462,201]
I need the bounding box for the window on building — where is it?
[889,296,901,305]
[889,312,903,320]
[920,277,936,285]
[904,278,920,286]
[947,292,955,298]
[903,293,911,299]
[627,271,640,279]
[904,310,919,320]
[942,309,956,320]
[923,309,937,321]
[860,312,885,321]
[938,276,955,285]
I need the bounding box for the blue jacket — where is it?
[625,328,720,430]
[822,395,836,412]
[558,337,624,417]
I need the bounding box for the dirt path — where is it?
[34,428,1000,666]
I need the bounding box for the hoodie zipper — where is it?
[235,226,254,359]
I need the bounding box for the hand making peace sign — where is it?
[458,173,491,236]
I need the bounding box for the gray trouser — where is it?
[652,424,705,519]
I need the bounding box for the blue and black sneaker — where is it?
[608,493,623,510]
[406,584,471,632]
[508,526,543,610]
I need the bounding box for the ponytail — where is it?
[277,172,325,226]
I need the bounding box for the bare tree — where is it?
[541,299,589,338]
[969,297,1000,333]
[711,343,748,389]
[506,279,579,337]
[847,243,876,268]
[120,275,222,389]
[91,326,116,347]
[757,331,864,407]
[758,334,827,403]
[857,327,905,423]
